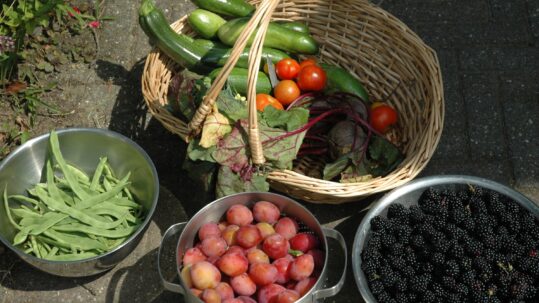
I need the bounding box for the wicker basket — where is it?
[141,0,444,204]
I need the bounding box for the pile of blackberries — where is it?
[361,185,539,303]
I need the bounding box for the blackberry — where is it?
[461,216,476,231]
[448,243,465,259]
[394,225,413,244]
[381,268,399,288]
[375,291,394,303]
[462,270,477,285]
[441,276,458,292]
[470,292,490,303]
[510,282,537,300]
[369,280,385,295]
[409,205,425,223]
[371,215,392,232]
[394,278,408,292]
[381,233,397,249]
[411,234,426,250]
[460,257,474,271]
[518,257,539,275]
[389,242,406,257]
[431,252,445,266]
[469,196,488,215]
[361,259,379,275]
[486,191,506,216]
[387,203,410,221]
[483,248,498,263]
[417,223,437,238]
[431,282,446,298]
[408,274,431,293]
[505,200,521,214]
[444,259,460,277]
[474,214,494,236]
[455,283,469,295]
[464,237,484,256]
[394,292,409,303]
[420,262,434,273]
[406,292,418,302]
[421,290,436,303]
[445,292,461,303]
[448,209,468,225]
[390,256,407,271]
[366,232,383,250]
[401,265,416,278]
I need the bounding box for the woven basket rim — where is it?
[140,0,445,203]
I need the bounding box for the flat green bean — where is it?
[44,230,107,251]
[49,131,89,200]
[45,252,98,261]
[35,187,125,230]
[53,223,139,238]
[4,187,21,230]
[90,157,107,191]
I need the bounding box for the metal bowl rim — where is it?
[0,127,160,264]
[351,174,539,303]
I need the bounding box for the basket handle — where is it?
[187,0,281,165]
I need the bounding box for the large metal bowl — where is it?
[352,175,539,303]
[158,192,348,303]
[0,128,159,277]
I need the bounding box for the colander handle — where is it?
[157,222,187,294]
[312,227,348,301]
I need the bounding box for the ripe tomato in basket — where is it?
[256,94,284,112]
[370,104,398,134]
[275,58,301,80]
[297,65,327,91]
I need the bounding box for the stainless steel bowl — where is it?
[158,192,348,303]
[352,175,539,303]
[0,128,159,277]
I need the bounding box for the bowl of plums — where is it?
[352,175,539,303]
[158,192,347,303]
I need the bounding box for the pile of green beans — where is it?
[3,130,146,261]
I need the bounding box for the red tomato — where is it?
[299,58,317,70]
[297,65,326,91]
[274,80,301,106]
[275,58,301,80]
[370,104,398,133]
[256,94,284,112]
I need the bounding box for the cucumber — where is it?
[217,18,319,55]
[196,39,290,69]
[192,0,254,17]
[139,0,210,73]
[209,67,272,95]
[278,21,310,34]
[320,63,370,103]
[188,9,226,39]
[193,38,228,50]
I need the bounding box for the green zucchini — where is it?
[217,18,319,55]
[196,39,290,69]
[188,9,226,39]
[192,0,254,17]
[139,0,210,73]
[209,67,272,95]
[321,63,370,103]
[278,21,310,34]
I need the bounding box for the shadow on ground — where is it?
[95,59,214,218]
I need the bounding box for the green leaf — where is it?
[323,155,350,180]
[187,139,216,162]
[262,106,309,131]
[216,87,248,121]
[212,120,306,171]
[365,136,404,177]
[215,166,269,198]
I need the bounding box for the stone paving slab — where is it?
[1,0,539,302]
